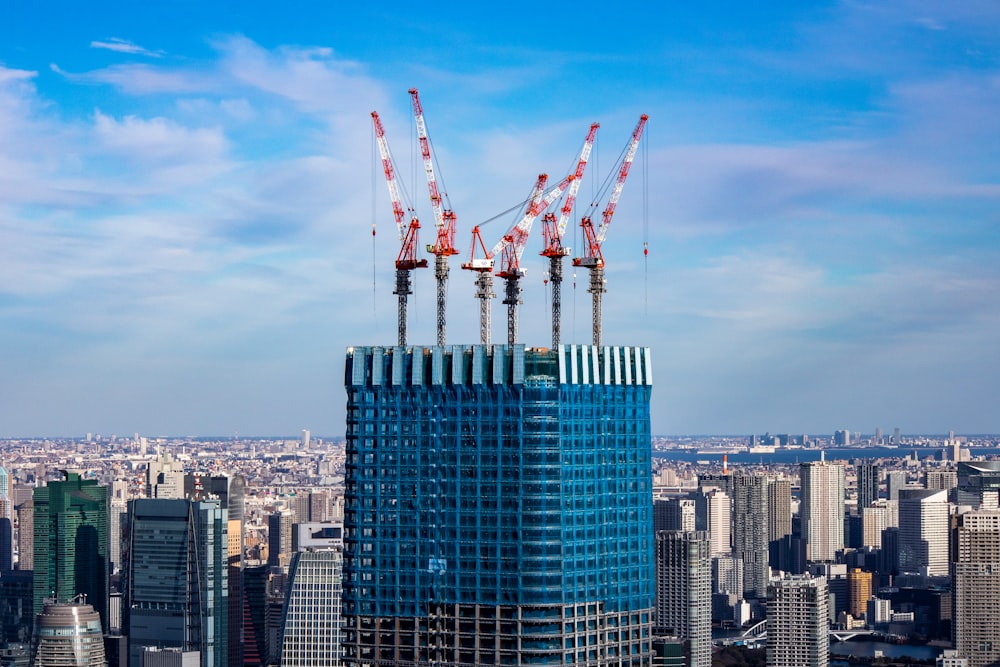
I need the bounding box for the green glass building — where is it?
[32,471,108,632]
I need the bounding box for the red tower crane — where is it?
[573,114,648,347]
[371,110,428,346]
[408,88,459,347]
[463,172,577,345]
[540,122,599,347]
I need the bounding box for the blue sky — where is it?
[1,1,999,437]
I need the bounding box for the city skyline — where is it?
[2,3,1000,437]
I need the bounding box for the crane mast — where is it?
[498,175,547,346]
[540,122,599,347]
[573,114,648,347]
[494,172,577,345]
[409,88,458,347]
[371,111,428,346]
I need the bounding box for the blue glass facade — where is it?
[343,344,654,667]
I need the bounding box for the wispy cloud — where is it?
[90,37,164,58]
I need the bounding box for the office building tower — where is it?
[146,452,184,499]
[861,500,898,549]
[1,569,34,645]
[0,466,11,572]
[654,498,694,533]
[343,344,654,666]
[292,523,342,552]
[801,459,845,562]
[108,480,128,575]
[697,474,731,496]
[847,568,872,619]
[32,472,108,631]
[731,473,769,597]
[857,463,879,510]
[242,566,270,667]
[956,462,1000,509]
[15,498,32,571]
[952,509,1000,667]
[926,470,958,493]
[887,471,908,501]
[897,488,948,576]
[874,428,883,445]
[654,531,710,667]
[893,428,901,445]
[30,599,106,667]
[694,489,730,557]
[834,430,850,447]
[124,498,228,667]
[267,511,293,569]
[766,575,829,667]
[277,548,344,667]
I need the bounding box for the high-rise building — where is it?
[277,548,344,667]
[897,488,948,576]
[767,478,792,545]
[0,465,11,572]
[15,497,33,571]
[766,575,829,667]
[0,569,34,645]
[124,498,228,667]
[926,470,958,493]
[857,463,879,510]
[267,511,293,569]
[694,489,730,557]
[32,471,108,631]
[654,498,694,533]
[834,430,850,447]
[800,460,845,562]
[146,452,184,499]
[952,509,1000,667]
[342,344,654,666]
[732,473,769,597]
[108,480,129,575]
[861,500,898,549]
[30,599,106,667]
[654,531,710,667]
[887,471,908,501]
[711,556,743,599]
[957,462,1000,508]
[847,568,872,619]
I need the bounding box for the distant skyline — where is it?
[2,2,999,437]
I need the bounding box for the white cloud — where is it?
[90,37,165,58]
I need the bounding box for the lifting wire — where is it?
[370,122,378,328]
[643,123,649,318]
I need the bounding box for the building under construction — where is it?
[344,93,653,667]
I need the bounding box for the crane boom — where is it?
[540,123,599,347]
[408,88,458,347]
[572,114,648,347]
[371,110,427,347]
[596,114,647,245]
[491,173,576,268]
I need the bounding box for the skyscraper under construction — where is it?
[342,343,654,667]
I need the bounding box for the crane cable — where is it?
[370,121,378,326]
[642,123,649,317]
